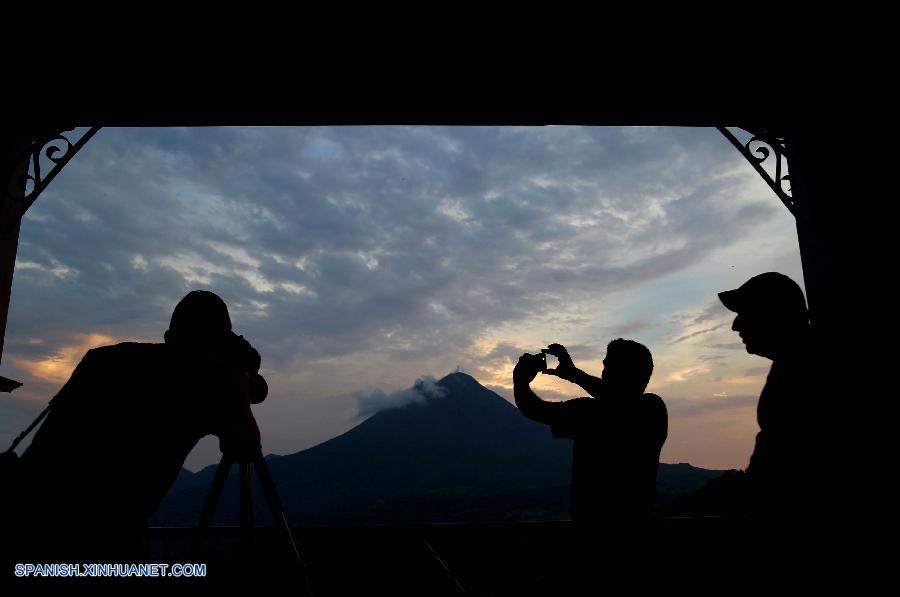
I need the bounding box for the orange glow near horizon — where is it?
[11,333,118,385]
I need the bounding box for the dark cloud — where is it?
[668,301,733,334]
[10,127,772,369]
[481,342,532,362]
[600,320,655,340]
[669,323,727,345]
[697,354,728,364]
[711,342,746,351]
[690,301,732,326]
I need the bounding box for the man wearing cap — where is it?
[718,272,821,521]
[13,290,267,559]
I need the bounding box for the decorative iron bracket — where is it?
[3,127,101,233]
[717,126,800,220]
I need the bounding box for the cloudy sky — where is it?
[0,125,804,472]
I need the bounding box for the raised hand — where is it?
[514,353,545,385]
[542,343,577,381]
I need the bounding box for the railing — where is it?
[143,518,753,592]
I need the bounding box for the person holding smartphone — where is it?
[513,340,667,527]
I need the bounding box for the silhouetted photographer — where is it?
[9,290,267,560]
[513,340,667,526]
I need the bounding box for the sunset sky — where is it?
[0,125,804,472]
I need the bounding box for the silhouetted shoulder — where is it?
[640,393,667,422]
[86,342,163,357]
[57,344,172,394]
[641,393,667,440]
[549,397,596,439]
[79,342,166,366]
[640,393,666,409]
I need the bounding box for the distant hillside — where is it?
[153,373,727,525]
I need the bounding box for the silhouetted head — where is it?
[719,272,809,360]
[601,338,654,397]
[164,290,232,351]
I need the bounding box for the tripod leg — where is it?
[196,456,233,552]
[240,462,253,550]
[254,456,314,597]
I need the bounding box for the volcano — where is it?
[152,372,723,525]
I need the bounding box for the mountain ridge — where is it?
[153,372,726,525]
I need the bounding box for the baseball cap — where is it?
[718,272,808,318]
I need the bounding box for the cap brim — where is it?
[718,289,744,313]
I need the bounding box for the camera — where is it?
[522,352,547,372]
[221,331,262,374]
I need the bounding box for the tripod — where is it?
[195,372,312,595]
[196,450,313,594]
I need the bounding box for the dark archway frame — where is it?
[0,111,866,584]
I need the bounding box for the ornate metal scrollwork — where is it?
[717,126,798,219]
[3,126,101,233]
